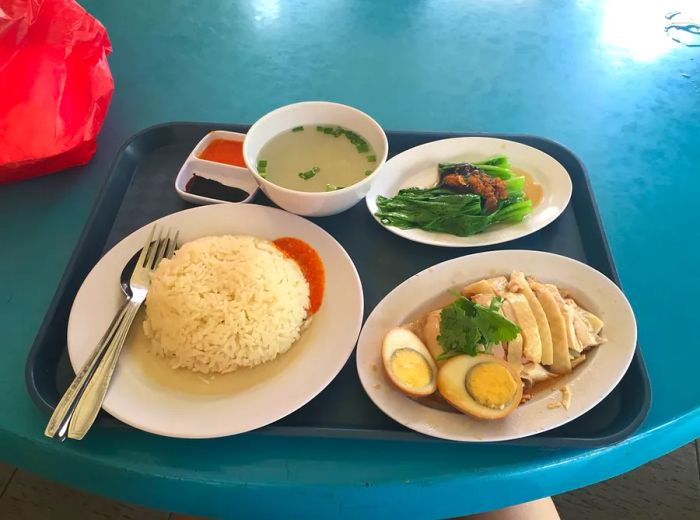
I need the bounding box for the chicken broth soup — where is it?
[257,125,377,192]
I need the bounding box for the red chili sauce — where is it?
[198,139,245,167]
[273,237,325,315]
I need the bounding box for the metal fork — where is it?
[44,226,178,441]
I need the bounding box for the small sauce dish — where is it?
[175,130,258,205]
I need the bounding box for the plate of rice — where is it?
[66,204,363,438]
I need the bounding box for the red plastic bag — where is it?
[0,0,113,184]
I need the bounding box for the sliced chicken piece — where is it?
[511,272,554,366]
[571,353,587,369]
[560,385,572,410]
[531,281,572,374]
[403,315,426,339]
[581,310,604,334]
[490,343,506,360]
[521,363,557,383]
[564,298,605,350]
[504,292,542,363]
[461,276,508,297]
[562,305,584,353]
[541,284,583,353]
[486,276,508,295]
[501,299,523,368]
[565,298,606,346]
[572,310,601,348]
[520,363,556,400]
[462,280,494,297]
[422,309,446,366]
[470,293,495,307]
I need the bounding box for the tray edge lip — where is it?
[23,122,652,446]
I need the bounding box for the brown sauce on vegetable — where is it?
[512,167,544,207]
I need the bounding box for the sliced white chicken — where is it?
[581,310,604,334]
[571,309,601,348]
[530,281,572,374]
[521,363,556,401]
[470,293,495,308]
[501,299,523,368]
[521,363,557,383]
[462,276,508,297]
[462,280,494,297]
[565,298,605,349]
[504,292,542,363]
[422,309,446,366]
[511,272,554,366]
[490,343,506,361]
[540,283,583,353]
[486,276,508,295]
[571,353,587,369]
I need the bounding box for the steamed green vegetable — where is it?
[375,155,533,236]
[376,188,532,236]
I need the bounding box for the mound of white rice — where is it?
[143,235,310,374]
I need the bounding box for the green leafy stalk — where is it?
[474,155,511,168]
[475,164,513,179]
[375,187,532,236]
[505,176,525,193]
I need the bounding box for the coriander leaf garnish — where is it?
[437,291,519,360]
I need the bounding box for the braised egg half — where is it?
[382,328,437,397]
[437,354,523,420]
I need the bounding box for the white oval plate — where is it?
[366,137,573,247]
[356,250,637,442]
[68,204,363,438]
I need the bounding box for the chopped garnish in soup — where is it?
[257,125,377,192]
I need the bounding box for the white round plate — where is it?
[366,137,573,247]
[68,204,363,438]
[356,250,637,442]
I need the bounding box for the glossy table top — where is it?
[1,0,699,518]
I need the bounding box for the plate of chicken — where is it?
[366,137,572,247]
[356,250,636,442]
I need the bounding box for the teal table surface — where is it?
[1,0,699,518]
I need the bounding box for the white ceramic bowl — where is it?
[243,101,388,217]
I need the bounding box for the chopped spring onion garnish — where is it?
[292,126,304,132]
[367,155,376,162]
[299,167,319,180]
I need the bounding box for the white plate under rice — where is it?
[143,235,310,374]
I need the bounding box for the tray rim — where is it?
[24,121,651,447]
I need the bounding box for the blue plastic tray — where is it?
[25,122,651,446]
